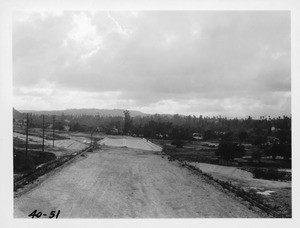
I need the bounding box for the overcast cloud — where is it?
[13,11,291,118]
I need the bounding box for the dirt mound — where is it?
[99,137,162,151]
[188,162,253,179]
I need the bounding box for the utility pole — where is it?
[25,113,29,167]
[42,114,45,152]
[52,115,55,147]
[90,130,93,146]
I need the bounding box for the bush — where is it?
[264,143,291,160]
[216,141,245,160]
[171,140,184,148]
[251,150,262,162]
[14,149,56,173]
[14,154,35,172]
[203,130,216,140]
[252,168,290,181]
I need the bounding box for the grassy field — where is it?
[163,145,218,164]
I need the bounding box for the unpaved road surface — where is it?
[14,137,261,218]
[99,136,162,151]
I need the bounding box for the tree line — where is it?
[14,111,291,160]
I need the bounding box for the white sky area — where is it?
[13,11,291,118]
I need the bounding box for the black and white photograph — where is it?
[1,0,299,226]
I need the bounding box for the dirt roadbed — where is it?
[15,138,263,218]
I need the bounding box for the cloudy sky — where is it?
[13,11,290,118]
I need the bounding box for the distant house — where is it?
[266,136,280,145]
[193,133,203,140]
[95,126,105,132]
[155,133,163,139]
[111,127,119,134]
[14,119,26,127]
[63,125,70,131]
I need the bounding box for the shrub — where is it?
[264,143,291,160]
[171,140,184,148]
[251,150,262,162]
[216,141,245,160]
[252,168,290,181]
[14,149,56,173]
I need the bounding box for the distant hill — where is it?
[17,108,149,117]
[13,108,25,120]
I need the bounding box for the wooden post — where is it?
[52,116,55,147]
[25,113,29,166]
[42,115,45,152]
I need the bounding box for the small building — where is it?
[63,125,70,131]
[193,133,203,140]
